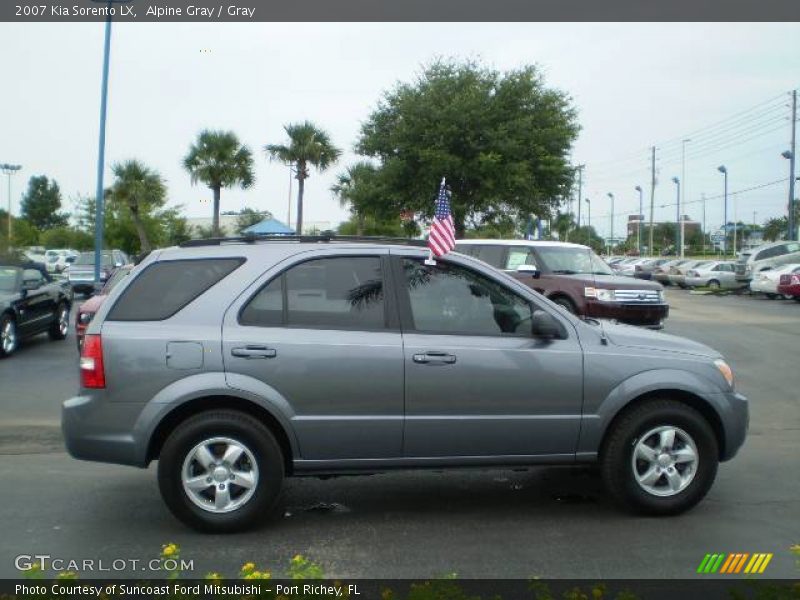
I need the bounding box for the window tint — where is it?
[473,245,507,268]
[107,258,244,321]
[402,259,533,336]
[22,269,44,284]
[240,257,386,330]
[505,248,537,270]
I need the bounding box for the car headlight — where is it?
[714,359,734,388]
[77,312,93,326]
[585,287,616,301]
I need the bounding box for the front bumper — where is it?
[718,390,749,462]
[62,395,147,467]
[585,301,669,328]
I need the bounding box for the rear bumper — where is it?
[62,395,147,467]
[777,284,800,296]
[585,302,669,328]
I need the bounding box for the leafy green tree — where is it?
[570,225,604,252]
[39,226,93,250]
[184,130,255,237]
[337,215,408,237]
[109,160,167,253]
[331,162,383,236]
[356,59,579,236]
[20,176,69,231]
[265,121,342,235]
[552,211,576,242]
[235,208,270,234]
[160,207,192,247]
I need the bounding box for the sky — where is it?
[1,22,799,239]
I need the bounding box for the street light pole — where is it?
[702,193,707,256]
[672,177,680,257]
[718,165,728,256]
[789,90,797,240]
[635,185,643,255]
[681,139,690,258]
[606,192,615,251]
[585,198,591,229]
[1,164,22,251]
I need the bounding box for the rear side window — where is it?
[240,256,386,330]
[107,258,244,321]
[474,245,507,268]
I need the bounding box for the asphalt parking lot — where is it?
[0,291,798,579]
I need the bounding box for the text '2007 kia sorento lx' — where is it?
[63,238,748,532]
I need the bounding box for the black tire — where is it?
[707,280,720,291]
[795,297,800,303]
[158,410,284,532]
[765,293,776,300]
[551,296,577,314]
[0,314,18,358]
[48,302,69,341]
[600,399,718,515]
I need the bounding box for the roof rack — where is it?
[179,234,428,248]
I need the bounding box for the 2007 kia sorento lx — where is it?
[63,237,748,532]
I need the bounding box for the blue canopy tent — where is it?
[242,218,295,235]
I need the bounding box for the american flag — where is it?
[427,178,456,257]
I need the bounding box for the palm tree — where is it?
[552,212,575,242]
[183,130,255,236]
[265,122,341,235]
[109,160,166,253]
[330,162,378,236]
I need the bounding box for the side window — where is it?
[22,269,44,285]
[107,258,244,321]
[402,259,533,336]
[505,248,537,270]
[240,256,386,330]
[474,245,507,269]
[785,242,800,253]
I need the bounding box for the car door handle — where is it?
[413,352,457,365]
[231,346,277,359]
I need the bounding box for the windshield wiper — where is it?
[551,269,579,275]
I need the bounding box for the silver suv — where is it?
[63,237,749,532]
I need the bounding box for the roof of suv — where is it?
[455,239,589,249]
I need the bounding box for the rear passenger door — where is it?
[222,250,405,462]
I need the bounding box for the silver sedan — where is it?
[684,261,743,290]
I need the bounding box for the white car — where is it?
[749,263,800,299]
[45,249,78,273]
[684,261,742,290]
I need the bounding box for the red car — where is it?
[777,272,800,301]
[75,266,132,349]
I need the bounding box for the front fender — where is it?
[133,371,300,465]
[577,368,727,455]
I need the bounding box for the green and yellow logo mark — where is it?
[697,553,773,574]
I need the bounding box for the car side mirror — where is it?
[517,264,541,279]
[114,262,122,268]
[531,310,563,339]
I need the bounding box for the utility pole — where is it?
[576,165,584,228]
[635,185,643,255]
[681,139,690,258]
[789,90,797,241]
[718,165,728,256]
[672,177,681,256]
[607,192,615,250]
[1,164,22,250]
[649,147,656,255]
[702,193,707,256]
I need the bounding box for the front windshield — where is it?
[536,246,614,275]
[0,267,21,293]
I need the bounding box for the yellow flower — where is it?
[162,543,178,557]
[292,554,303,563]
[790,544,800,554]
[241,562,256,573]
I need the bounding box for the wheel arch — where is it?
[598,389,726,461]
[145,395,295,474]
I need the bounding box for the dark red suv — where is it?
[455,240,668,329]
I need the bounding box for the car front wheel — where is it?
[157,410,284,532]
[600,399,718,515]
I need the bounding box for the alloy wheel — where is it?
[631,425,698,497]
[181,437,259,513]
[1,320,16,354]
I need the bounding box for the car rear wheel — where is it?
[0,315,18,358]
[764,293,776,300]
[707,280,721,290]
[48,303,69,341]
[158,410,284,532]
[600,399,718,515]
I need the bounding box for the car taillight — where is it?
[779,274,791,285]
[80,334,106,388]
[792,275,800,285]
